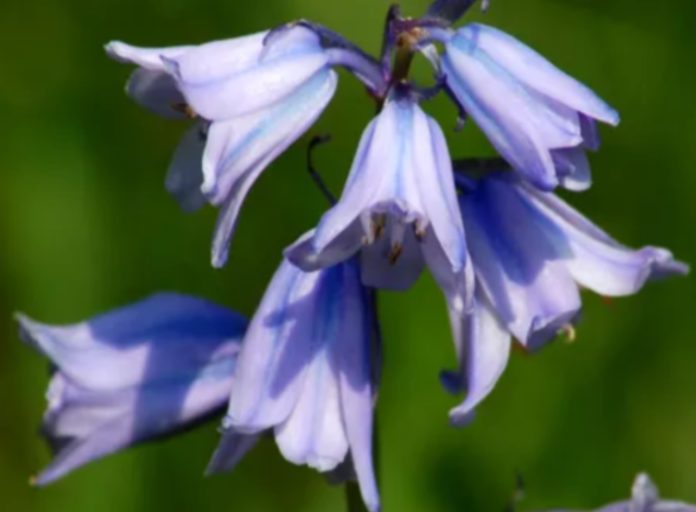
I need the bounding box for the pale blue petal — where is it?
[168,27,330,120]
[460,176,581,348]
[421,115,468,272]
[224,260,318,432]
[517,181,690,296]
[36,362,236,485]
[460,24,620,126]
[21,294,245,485]
[223,259,378,509]
[274,342,349,472]
[300,96,466,294]
[443,49,562,190]
[18,293,246,392]
[446,290,511,426]
[205,431,260,475]
[208,69,338,268]
[285,226,364,273]
[125,68,187,119]
[553,147,592,192]
[202,69,338,205]
[106,41,193,119]
[334,266,380,512]
[311,109,393,253]
[165,124,207,212]
[105,41,192,71]
[359,217,425,290]
[580,114,601,151]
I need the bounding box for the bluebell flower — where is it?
[107,25,385,267]
[18,293,247,485]
[433,23,620,191]
[285,90,472,316]
[442,170,688,424]
[208,258,380,512]
[550,473,696,511]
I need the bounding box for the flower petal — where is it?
[125,68,187,119]
[552,147,592,192]
[443,46,561,190]
[445,290,511,426]
[423,116,468,269]
[223,259,378,510]
[36,367,236,485]
[299,95,466,295]
[285,226,365,273]
[21,294,246,485]
[223,261,318,432]
[205,431,260,475]
[359,218,426,290]
[168,27,330,120]
[105,41,193,71]
[165,123,208,212]
[460,176,581,348]
[517,181,690,296]
[18,293,246,392]
[208,69,338,268]
[334,273,380,512]
[274,347,349,472]
[459,24,620,126]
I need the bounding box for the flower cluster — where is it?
[21,1,687,511]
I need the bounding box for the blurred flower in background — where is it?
[549,473,696,512]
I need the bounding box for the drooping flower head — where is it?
[287,87,472,316]
[442,167,688,424]
[18,294,247,485]
[107,24,386,267]
[212,257,380,512]
[428,23,619,191]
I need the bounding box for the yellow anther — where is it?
[373,215,386,240]
[559,324,577,343]
[388,243,403,265]
[413,222,427,242]
[171,102,197,119]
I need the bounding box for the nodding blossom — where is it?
[442,168,688,424]
[18,294,247,485]
[213,258,380,512]
[285,89,472,314]
[106,24,385,268]
[433,23,619,191]
[549,473,696,511]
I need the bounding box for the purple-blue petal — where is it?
[169,27,330,121]
[207,68,338,268]
[458,24,620,126]
[165,123,208,212]
[445,290,511,426]
[20,293,246,484]
[294,95,467,293]
[460,176,581,348]
[516,180,690,296]
[222,259,379,509]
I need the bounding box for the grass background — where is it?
[1,0,695,510]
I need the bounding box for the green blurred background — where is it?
[1,0,695,510]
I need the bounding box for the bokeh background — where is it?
[1,0,695,510]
